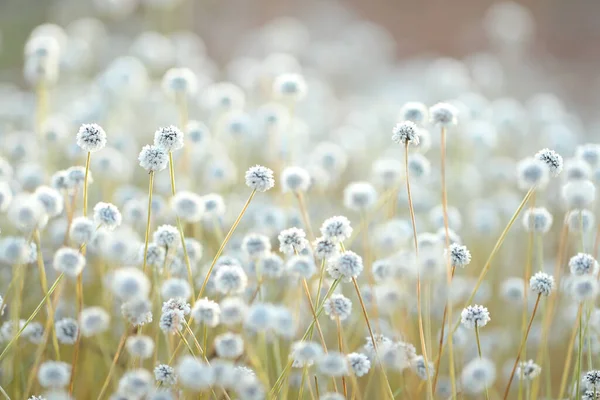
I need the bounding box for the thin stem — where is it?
[97,329,129,399]
[474,323,490,400]
[558,304,583,399]
[336,317,348,397]
[575,304,584,400]
[197,189,256,299]
[295,191,316,242]
[142,172,155,274]
[83,151,91,217]
[503,294,542,399]
[0,273,64,362]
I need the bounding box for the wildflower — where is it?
[162,67,198,97]
[445,243,472,268]
[281,166,311,193]
[571,275,599,302]
[320,216,352,243]
[347,352,371,377]
[214,264,248,294]
[461,357,496,394]
[273,73,307,101]
[400,102,428,124]
[408,153,431,178]
[171,191,204,222]
[429,102,458,126]
[324,293,352,321]
[313,236,339,260]
[110,267,151,301]
[291,341,324,368]
[245,165,275,192]
[535,148,563,177]
[278,227,308,255]
[176,356,215,391]
[565,209,595,233]
[118,369,153,398]
[564,158,592,181]
[24,322,44,344]
[214,332,244,359]
[154,125,184,152]
[517,157,550,190]
[516,359,541,381]
[327,251,364,282]
[38,361,71,388]
[55,318,78,345]
[287,255,317,279]
[343,182,377,211]
[154,364,176,386]
[76,123,107,152]
[34,186,64,217]
[522,207,553,233]
[569,253,599,276]
[583,370,600,391]
[125,335,155,359]
[318,352,349,377]
[159,310,184,333]
[562,180,596,209]
[161,278,192,300]
[241,233,271,258]
[220,297,248,326]
[392,121,420,146]
[501,277,525,304]
[69,217,95,245]
[191,298,220,327]
[52,247,86,277]
[529,272,554,296]
[258,253,286,278]
[153,225,180,249]
[411,355,435,380]
[121,297,153,326]
[577,144,600,167]
[162,298,191,316]
[461,305,491,328]
[138,144,169,172]
[93,202,122,230]
[202,193,226,218]
[79,307,110,337]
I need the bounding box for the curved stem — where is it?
[141,172,155,274]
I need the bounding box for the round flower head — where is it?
[273,73,307,101]
[52,247,86,278]
[324,293,352,321]
[535,148,563,177]
[392,121,420,146]
[372,159,403,188]
[411,355,435,381]
[214,332,244,359]
[517,157,550,190]
[583,370,600,391]
[38,361,71,388]
[562,179,596,209]
[320,216,352,243]
[461,357,496,395]
[202,193,225,218]
[55,318,78,345]
[154,364,177,386]
[445,243,472,268]
[400,102,428,125]
[564,158,592,181]
[121,297,153,326]
[583,390,600,400]
[66,166,92,189]
[347,352,371,377]
[118,369,153,398]
[69,217,94,245]
[245,165,275,192]
[153,225,180,249]
[24,322,44,344]
[278,227,308,255]
[138,144,169,172]
[110,267,151,301]
[313,236,339,260]
[162,67,198,98]
[460,304,490,329]
[154,125,184,152]
[522,207,553,234]
[258,253,285,278]
[125,335,155,359]
[0,182,13,212]
[281,166,311,193]
[318,352,349,377]
[93,202,122,230]
[192,298,220,327]
[577,143,600,167]
[161,278,191,300]
[242,233,271,258]
[171,191,204,222]
[78,305,111,337]
[220,297,248,326]
[160,309,184,333]
[176,355,215,391]
[569,253,599,276]
[501,277,525,304]
[571,275,599,302]
[8,195,48,233]
[34,186,64,218]
[529,271,554,296]
[214,264,248,294]
[429,102,458,127]
[287,255,317,279]
[141,243,167,269]
[566,209,595,233]
[76,123,107,152]
[327,251,364,282]
[516,359,541,381]
[344,182,377,212]
[407,153,431,179]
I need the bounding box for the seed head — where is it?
[324,293,352,320]
[327,251,364,282]
[154,125,184,152]
[138,144,169,172]
[460,304,490,329]
[429,102,458,127]
[278,227,308,255]
[192,298,220,327]
[245,165,275,192]
[569,253,599,276]
[154,364,177,386]
[214,332,244,359]
[55,318,78,344]
[76,123,107,152]
[535,148,563,177]
[522,207,553,234]
[281,166,311,193]
[445,243,472,268]
[52,247,86,278]
[516,359,541,381]
[79,306,110,337]
[38,361,71,388]
[392,121,420,146]
[93,201,122,230]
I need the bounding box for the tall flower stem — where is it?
[141,171,155,274]
[167,151,196,303]
[557,304,583,399]
[474,323,490,400]
[503,294,542,399]
[97,329,129,399]
[405,142,433,399]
